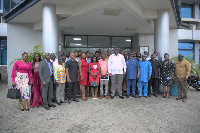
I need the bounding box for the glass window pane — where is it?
[0,39,7,47]
[178,42,193,49]
[1,47,7,65]
[181,4,193,18]
[88,36,110,47]
[112,37,131,48]
[178,50,194,60]
[65,36,87,47]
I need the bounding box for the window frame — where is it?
[180,3,193,18]
[178,42,194,60]
[0,37,7,65]
[64,35,132,49]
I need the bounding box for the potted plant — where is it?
[169,55,199,96]
[9,44,44,66]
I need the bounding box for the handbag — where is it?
[90,81,98,87]
[7,86,21,99]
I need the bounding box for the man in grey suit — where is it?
[39,53,56,110]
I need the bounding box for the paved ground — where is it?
[0,84,200,133]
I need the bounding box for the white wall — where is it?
[169,29,178,58]
[7,23,42,87]
[139,33,154,56]
[0,23,7,36]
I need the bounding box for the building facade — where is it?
[2,0,198,86]
[178,0,200,64]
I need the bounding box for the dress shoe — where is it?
[61,101,66,103]
[119,96,124,99]
[99,95,103,99]
[49,104,56,108]
[21,108,24,111]
[144,96,148,98]
[68,100,71,104]
[52,99,57,102]
[110,96,114,99]
[138,96,142,98]
[126,95,129,98]
[154,94,158,97]
[176,97,181,100]
[132,95,136,98]
[25,108,29,111]
[105,95,109,99]
[44,106,51,110]
[182,98,187,102]
[73,99,80,102]
[57,102,62,105]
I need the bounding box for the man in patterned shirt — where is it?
[53,56,66,105]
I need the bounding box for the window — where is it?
[0,0,3,10]
[178,42,194,60]
[64,36,87,47]
[0,38,7,65]
[88,36,110,47]
[112,37,131,48]
[64,35,132,49]
[181,4,193,18]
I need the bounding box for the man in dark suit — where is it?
[39,53,56,110]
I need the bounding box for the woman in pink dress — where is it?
[78,52,88,101]
[11,52,32,111]
[89,56,100,100]
[30,53,43,109]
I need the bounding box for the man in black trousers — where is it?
[148,53,160,97]
[39,53,56,110]
[65,52,80,104]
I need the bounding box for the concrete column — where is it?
[193,4,199,19]
[194,41,199,64]
[154,9,169,61]
[43,4,58,55]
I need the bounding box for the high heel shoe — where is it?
[25,108,29,111]
[21,108,24,111]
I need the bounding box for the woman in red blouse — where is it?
[11,52,32,111]
[89,56,100,100]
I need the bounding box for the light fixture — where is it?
[73,38,81,40]
[75,44,82,45]
[126,39,131,42]
[103,8,122,16]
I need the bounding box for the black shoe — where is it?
[61,101,66,103]
[126,95,129,98]
[132,95,136,98]
[25,108,29,111]
[52,99,57,102]
[68,100,71,104]
[119,96,124,99]
[57,102,62,105]
[138,96,142,98]
[144,96,148,98]
[44,106,51,110]
[21,108,24,111]
[48,104,56,108]
[110,96,114,99]
[73,99,80,102]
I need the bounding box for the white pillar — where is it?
[154,9,169,61]
[43,3,58,55]
[194,41,199,64]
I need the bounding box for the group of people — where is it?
[11,48,191,111]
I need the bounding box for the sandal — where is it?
[82,97,87,101]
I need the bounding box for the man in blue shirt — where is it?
[126,52,140,98]
[138,55,152,98]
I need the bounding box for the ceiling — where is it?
[8,0,178,35]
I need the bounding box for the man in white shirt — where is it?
[108,48,126,99]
